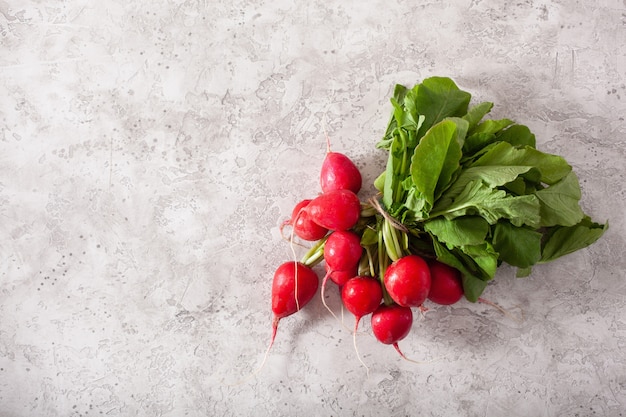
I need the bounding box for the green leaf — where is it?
[377,85,409,150]
[462,274,490,302]
[540,217,608,263]
[471,118,515,135]
[382,130,410,208]
[496,124,536,148]
[414,77,472,134]
[431,238,489,302]
[492,221,542,268]
[437,165,540,209]
[463,101,494,131]
[460,242,499,279]
[361,226,378,246]
[410,120,462,210]
[535,171,585,227]
[469,141,571,185]
[431,180,541,228]
[424,216,489,249]
[374,171,386,192]
[446,117,470,150]
[463,132,497,155]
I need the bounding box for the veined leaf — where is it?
[469,141,571,185]
[410,120,463,211]
[437,165,540,209]
[414,77,472,135]
[492,221,542,268]
[496,124,536,148]
[540,217,608,263]
[431,180,541,228]
[463,101,494,131]
[535,171,585,227]
[424,216,489,249]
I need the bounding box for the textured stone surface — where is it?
[1,0,625,416]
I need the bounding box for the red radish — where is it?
[323,231,363,272]
[237,261,318,384]
[370,303,413,359]
[280,199,328,241]
[270,261,319,349]
[342,276,383,372]
[320,230,363,319]
[427,260,464,305]
[320,152,362,194]
[305,189,361,232]
[325,263,357,287]
[384,255,431,308]
[342,277,383,327]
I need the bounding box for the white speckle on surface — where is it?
[1,0,625,416]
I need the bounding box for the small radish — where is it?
[342,276,383,372]
[325,263,357,287]
[383,255,431,308]
[305,189,361,232]
[427,260,464,305]
[342,276,383,326]
[270,261,319,349]
[320,152,362,194]
[323,230,363,272]
[280,199,328,241]
[370,303,413,359]
[320,230,363,318]
[237,261,318,384]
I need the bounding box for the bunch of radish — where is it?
[270,141,463,369]
[261,76,607,375]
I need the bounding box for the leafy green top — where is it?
[370,77,607,302]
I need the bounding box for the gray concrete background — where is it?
[1,0,625,416]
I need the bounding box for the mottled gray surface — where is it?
[1,0,625,416]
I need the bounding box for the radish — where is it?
[427,260,464,305]
[280,199,328,241]
[236,261,318,384]
[270,261,319,348]
[325,263,358,287]
[323,230,363,272]
[320,230,363,319]
[370,303,413,359]
[342,276,383,372]
[305,189,361,232]
[383,255,431,308]
[342,277,383,326]
[320,152,362,194]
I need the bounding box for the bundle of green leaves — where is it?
[366,76,608,302]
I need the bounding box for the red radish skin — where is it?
[323,231,363,272]
[342,276,383,372]
[320,152,362,194]
[384,255,431,308]
[427,261,464,305]
[320,230,363,320]
[342,277,383,326]
[236,261,318,384]
[280,199,328,241]
[325,263,357,287]
[305,189,361,232]
[270,261,319,349]
[370,304,413,359]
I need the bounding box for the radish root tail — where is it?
[352,317,370,377]
[392,343,435,365]
[478,297,523,323]
[224,317,279,386]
